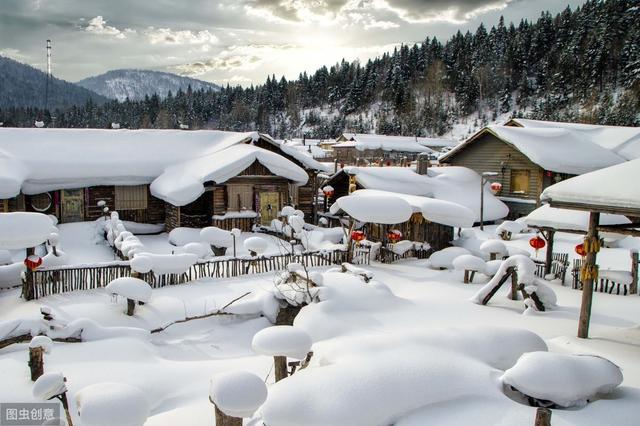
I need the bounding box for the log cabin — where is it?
[439,120,639,217]
[321,159,508,249]
[333,133,439,166]
[0,128,326,232]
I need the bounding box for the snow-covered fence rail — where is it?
[378,246,430,264]
[26,250,349,299]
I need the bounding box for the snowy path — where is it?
[57,222,116,264]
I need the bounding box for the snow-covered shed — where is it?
[333,133,436,166]
[440,120,638,217]
[323,166,507,250]
[0,128,310,231]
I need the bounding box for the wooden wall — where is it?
[86,185,165,224]
[442,132,544,202]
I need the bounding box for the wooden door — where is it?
[260,192,280,225]
[61,189,84,222]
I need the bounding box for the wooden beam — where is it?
[548,200,640,218]
[578,212,600,339]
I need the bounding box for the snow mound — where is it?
[479,240,508,257]
[391,240,414,255]
[0,212,54,249]
[32,372,66,400]
[0,249,12,265]
[452,254,486,272]
[75,382,150,426]
[179,242,213,259]
[252,326,313,360]
[48,318,150,341]
[501,352,623,408]
[429,247,471,269]
[330,194,413,224]
[106,277,151,303]
[224,290,280,323]
[244,237,268,256]
[168,227,202,246]
[209,371,268,418]
[200,226,234,247]
[133,253,197,275]
[0,262,25,289]
[496,220,524,235]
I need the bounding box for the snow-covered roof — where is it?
[540,158,640,215]
[338,133,435,153]
[509,119,640,160]
[271,139,332,171]
[349,189,475,228]
[442,126,626,175]
[338,166,508,222]
[524,204,630,232]
[0,128,308,206]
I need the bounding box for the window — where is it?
[510,170,530,194]
[115,185,148,210]
[227,184,253,211]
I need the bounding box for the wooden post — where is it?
[28,346,44,381]
[23,247,35,301]
[578,212,600,339]
[126,298,135,316]
[59,390,74,426]
[214,405,242,426]
[510,268,518,300]
[534,407,551,426]
[630,251,638,295]
[544,230,555,276]
[274,355,288,382]
[463,270,470,284]
[480,176,485,230]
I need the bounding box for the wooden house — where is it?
[439,121,637,217]
[322,163,508,249]
[333,133,435,166]
[0,128,317,232]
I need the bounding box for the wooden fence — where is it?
[25,250,349,300]
[571,258,635,296]
[533,253,569,284]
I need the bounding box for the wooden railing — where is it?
[25,250,349,300]
[378,246,431,264]
[571,258,635,296]
[533,253,569,283]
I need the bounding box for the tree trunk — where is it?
[23,247,35,301]
[463,270,469,284]
[215,405,242,426]
[275,304,303,326]
[274,355,288,382]
[578,212,600,339]
[544,230,555,276]
[126,298,135,316]
[29,346,44,381]
[534,407,552,426]
[630,251,638,295]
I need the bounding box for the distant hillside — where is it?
[77,69,220,101]
[0,56,108,110]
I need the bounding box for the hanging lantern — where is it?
[529,235,545,256]
[545,170,553,178]
[350,230,366,242]
[322,185,335,199]
[24,255,42,270]
[575,243,586,257]
[490,182,502,195]
[387,229,402,243]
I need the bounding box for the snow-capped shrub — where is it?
[75,382,150,426]
[180,242,213,259]
[252,325,313,360]
[209,371,268,419]
[479,239,508,259]
[244,237,268,256]
[391,240,414,256]
[452,254,486,273]
[130,256,152,274]
[281,206,296,217]
[501,352,623,408]
[200,226,234,248]
[289,215,305,234]
[0,212,55,249]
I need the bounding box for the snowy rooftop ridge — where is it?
[337,133,438,153]
[540,158,640,214]
[0,128,308,205]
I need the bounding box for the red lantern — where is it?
[490,182,502,195]
[575,243,586,257]
[322,186,334,199]
[529,236,546,250]
[24,255,42,270]
[351,230,366,242]
[387,229,402,243]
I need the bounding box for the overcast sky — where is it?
[0,0,587,86]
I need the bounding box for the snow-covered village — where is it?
[1,0,639,425]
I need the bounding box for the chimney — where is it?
[417,153,430,175]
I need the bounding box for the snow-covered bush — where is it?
[209,371,268,419]
[106,277,151,316]
[429,247,471,269]
[390,240,414,256]
[452,254,486,282]
[180,242,213,259]
[200,226,234,255]
[496,221,524,240]
[501,352,623,408]
[0,212,54,249]
[252,325,313,381]
[75,382,150,426]
[273,264,321,306]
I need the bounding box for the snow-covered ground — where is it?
[1,223,639,425]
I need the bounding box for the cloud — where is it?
[240,0,513,25]
[84,15,130,39]
[145,27,219,45]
